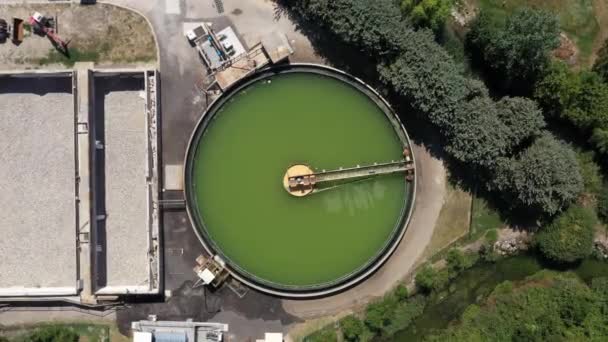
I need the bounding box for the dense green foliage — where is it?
[304,326,338,342]
[415,265,449,293]
[535,61,608,156]
[340,315,368,341]
[287,0,582,216]
[416,250,479,293]
[576,150,604,196]
[22,326,78,342]
[490,134,583,215]
[446,97,544,167]
[467,8,560,86]
[365,294,426,337]
[428,272,608,341]
[594,39,608,83]
[536,205,597,263]
[400,0,453,31]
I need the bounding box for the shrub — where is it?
[415,265,449,293]
[400,0,453,31]
[395,284,409,302]
[446,249,478,277]
[304,325,338,342]
[535,205,597,263]
[340,315,367,341]
[26,326,78,342]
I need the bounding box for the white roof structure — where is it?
[199,268,216,285]
[256,333,283,342]
[133,331,153,342]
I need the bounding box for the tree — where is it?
[496,97,546,147]
[340,315,367,341]
[467,8,560,87]
[400,0,453,31]
[490,134,583,215]
[446,97,511,167]
[593,38,608,83]
[535,205,597,263]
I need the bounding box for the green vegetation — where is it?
[467,8,560,89]
[427,272,608,341]
[304,285,427,341]
[0,324,111,342]
[536,205,597,263]
[475,0,600,65]
[416,249,479,292]
[595,39,608,82]
[576,150,604,196]
[470,196,502,241]
[340,315,369,341]
[400,0,453,31]
[535,61,608,157]
[303,325,338,342]
[286,0,583,217]
[36,47,103,67]
[489,133,583,215]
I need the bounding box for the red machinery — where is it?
[29,12,69,53]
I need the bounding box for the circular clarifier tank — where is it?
[184,64,416,297]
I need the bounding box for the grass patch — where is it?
[475,0,599,65]
[421,184,472,260]
[0,323,121,342]
[36,47,101,67]
[470,195,503,241]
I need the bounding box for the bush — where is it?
[26,326,78,342]
[576,150,603,196]
[394,284,409,302]
[400,0,453,31]
[415,265,449,293]
[340,315,368,341]
[304,325,338,342]
[535,205,597,263]
[446,249,478,276]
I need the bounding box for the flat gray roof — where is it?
[99,81,150,288]
[0,77,77,294]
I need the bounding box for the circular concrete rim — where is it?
[183,63,417,298]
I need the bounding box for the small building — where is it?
[132,319,228,342]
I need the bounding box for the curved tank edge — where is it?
[183,63,418,298]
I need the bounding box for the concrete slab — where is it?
[164,164,184,191]
[0,75,77,294]
[94,76,150,288]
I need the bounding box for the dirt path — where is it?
[591,0,608,65]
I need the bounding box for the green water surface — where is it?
[191,72,410,288]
